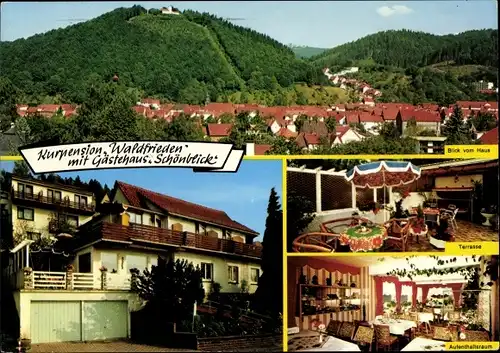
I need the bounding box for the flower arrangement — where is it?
[311,320,327,343]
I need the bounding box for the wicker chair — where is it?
[374,324,398,351]
[353,326,374,352]
[384,218,412,252]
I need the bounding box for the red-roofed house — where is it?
[71,179,262,301]
[206,123,233,141]
[245,143,272,155]
[479,127,498,145]
[400,109,441,134]
[278,127,298,139]
[358,112,384,134]
[295,132,324,150]
[138,98,161,109]
[332,126,364,145]
[363,97,375,107]
[38,104,62,117]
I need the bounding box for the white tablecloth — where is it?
[372,316,416,335]
[419,312,434,323]
[401,337,446,351]
[301,336,361,351]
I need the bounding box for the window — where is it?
[65,215,79,227]
[78,253,91,273]
[127,212,143,224]
[74,195,80,205]
[126,255,147,273]
[149,256,158,269]
[222,229,232,239]
[228,265,239,283]
[80,196,88,207]
[27,232,41,240]
[250,268,260,284]
[17,183,33,198]
[48,190,53,200]
[17,207,34,221]
[101,252,118,273]
[54,191,62,201]
[201,263,213,281]
[195,223,199,234]
[25,185,33,198]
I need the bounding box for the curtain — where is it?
[374,276,384,316]
[421,286,430,304]
[395,283,402,311]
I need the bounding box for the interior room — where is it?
[287,255,499,351]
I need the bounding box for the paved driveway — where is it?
[29,340,196,352]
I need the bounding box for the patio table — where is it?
[401,337,445,351]
[301,336,361,351]
[372,316,416,335]
[339,224,387,252]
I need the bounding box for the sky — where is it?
[1,1,497,48]
[0,160,282,240]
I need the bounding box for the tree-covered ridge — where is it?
[183,10,313,87]
[0,6,317,104]
[311,29,498,69]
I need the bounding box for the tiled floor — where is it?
[405,220,499,252]
[29,340,195,352]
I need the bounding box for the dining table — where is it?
[339,224,388,252]
[401,337,446,351]
[301,336,361,351]
[372,316,416,336]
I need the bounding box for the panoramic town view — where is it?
[0,2,498,155]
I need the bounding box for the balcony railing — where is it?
[12,190,95,212]
[20,268,131,291]
[80,221,262,258]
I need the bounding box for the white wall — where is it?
[15,290,141,340]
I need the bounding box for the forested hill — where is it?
[311,29,498,70]
[0,6,316,104]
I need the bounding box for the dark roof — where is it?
[115,181,258,236]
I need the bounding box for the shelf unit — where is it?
[298,284,363,322]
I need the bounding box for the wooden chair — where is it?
[326,319,342,337]
[384,218,412,252]
[338,322,356,341]
[448,311,462,324]
[409,312,421,339]
[374,324,398,351]
[464,330,490,342]
[353,325,374,352]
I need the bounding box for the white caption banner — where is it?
[19,141,244,174]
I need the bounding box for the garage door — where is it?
[31,301,82,343]
[30,301,128,343]
[82,301,128,341]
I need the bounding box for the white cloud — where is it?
[376,5,414,17]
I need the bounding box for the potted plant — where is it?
[99,265,108,272]
[480,205,497,227]
[66,264,74,271]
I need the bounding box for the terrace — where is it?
[287,159,499,253]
